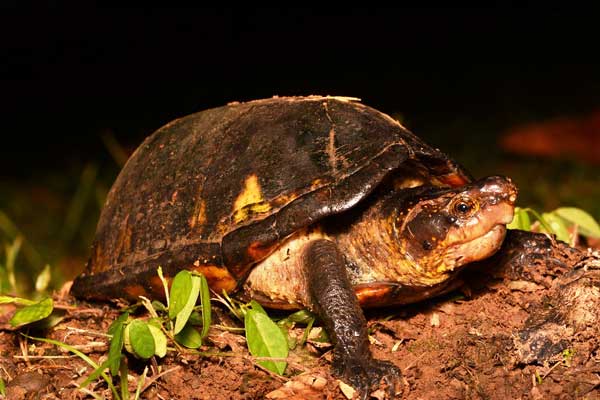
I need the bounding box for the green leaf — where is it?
[554,207,600,238]
[10,297,53,327]
[147,324,167,357]
[108,312,129,335]
[299,316,315,347]
[541,212,571,243]
[169,270,193,319]
[108,313,128,375]
[174,274,201,335]
[507,207,531,231]
[123,323,133,354]
[127,320,155,359]
[249,300,267,315]
[0,295,35,305]
[151,300,167,312]
[188,310,203,325]
[286,309,314,324]
[198,274,211,340]
[175,324,203,349]
[78,358,112,390]
[0,376,5,396]
[245,309,288,375]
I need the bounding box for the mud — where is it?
[1,239,599,399]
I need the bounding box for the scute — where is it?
[71,96,470,300]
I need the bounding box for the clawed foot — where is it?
[490,230,583,282]
[334,355,401,399]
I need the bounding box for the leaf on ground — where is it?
[245,309,288,375]
[0,295,34,305]
[175,324,203,349]
[9,297,53,327]
[554,207,600,238]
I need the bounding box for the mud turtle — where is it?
[72,96,517,398]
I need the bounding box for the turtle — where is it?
[71,96,518,398]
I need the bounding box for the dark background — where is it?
[2,7,599,175]
[1,6,600,291]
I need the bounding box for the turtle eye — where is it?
[452,198,477,217]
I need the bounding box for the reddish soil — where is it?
[1,245,599,400]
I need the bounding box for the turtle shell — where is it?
[71,96,471,301]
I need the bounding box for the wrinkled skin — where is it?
[293,176,517,398]
[305,239,400,398]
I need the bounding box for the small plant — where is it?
[213,292,290,375]
[14,267,212,399]
[110,267,212,366]
[561,348,575,367]
[13,266,297,399]
[535,369,543,385]
[508,206,600,246]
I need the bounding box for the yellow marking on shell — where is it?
[234,175,263,209]
[189,199,207,230]
[232,201,272,224]
[197,200,207,225]
[310,178,323,190]
[232,175,270,223]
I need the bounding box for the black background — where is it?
[2,7,599,174]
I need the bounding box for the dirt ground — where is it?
[1,236,599,400]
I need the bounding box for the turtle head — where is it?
[390,176,517,284]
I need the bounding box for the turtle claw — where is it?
[334,355,400,399]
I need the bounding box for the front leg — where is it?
[303,239,400,399]
[483,229,584,283]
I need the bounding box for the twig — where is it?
[250,361,289,382]
[139,366,182,393]
[0,363,12,380]
[56,326,111,338]
[18,335,30,366]
[13,355,78,360]
[403,351,426,372]
[542,360,563,380]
